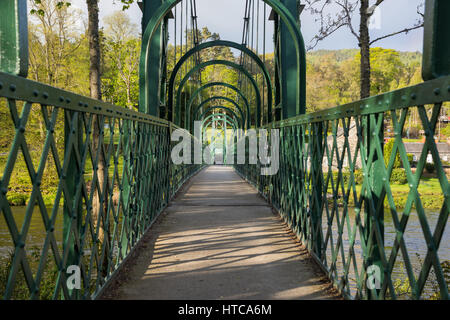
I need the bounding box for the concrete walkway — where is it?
[102,166,337,300]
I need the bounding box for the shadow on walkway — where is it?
[101,166,339,300]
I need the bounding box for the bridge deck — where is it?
[101,166,338,300]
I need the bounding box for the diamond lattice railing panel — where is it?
[0,72,202,299]
[235,76,450,300]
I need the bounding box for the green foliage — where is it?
[0,246,58,299]
[441,124,450,138]
[390,168,408,185]
[6,192,28,206]
[407,153,414,166]
[331,169,363,187]
[306,48,423,112]
[354,169,364,185]
[384,139,402,169]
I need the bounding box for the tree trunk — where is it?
[87,0,101,100]
[359,0,371,99]
[86,0,109,276]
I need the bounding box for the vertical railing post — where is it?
[0,0,28,77]
[63,111,82,299]
[422,0,450,80]
[364,114,385,299]
[310,122,323,259]
[120,119,131,259]
[139,0,164,117]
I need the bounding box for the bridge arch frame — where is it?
[191,96,245,129]
[186,82,252,130]
[167,40,273,126]
[139,0,306,122]
[197,105,244,130]
[175,60,262,128]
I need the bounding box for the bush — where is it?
[384,139,402,169]
[354,169,364,185]
[332,171,350,187]
[425,162,435,174]
[407,153,414,166]
[6,192,28,206]
[390,168,408,184]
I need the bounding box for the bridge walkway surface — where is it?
[101,166,339,300]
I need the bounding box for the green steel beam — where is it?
[280,0,302,118]
[139,0,163,115]
[186,82,252,129]
[0,0,28,77]
[422,0,450,80]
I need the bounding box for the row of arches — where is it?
[138,0,306,134]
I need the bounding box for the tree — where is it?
[86,0,109,276]
[103,11,140,109]
[305,0,424,99]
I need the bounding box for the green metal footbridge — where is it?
[0,0,448,300]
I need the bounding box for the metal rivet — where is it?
[434,88,441,95]
[33,90,39,97]
[19,126,25,133]
[43,92,49,99]
[0,82,3,89]
[1,188,8,195]
[59,96,64,102]
[66,98,71,103]
[411,93,417,100]
[19,242,25,249]
[50,226,54,232]
[447,86,450,93]
[78,101,83,106]
[9,84,16,92]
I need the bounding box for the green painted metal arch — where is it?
[186,81,252,130]
[197,106,243,129]
[139,0,306,123]
[168,40,273,124]
[202,117,237,154]
[202,114,238,138]
[191,96,245,129]
[202,113,238,128]
[202,116,238,138]
[175,60,261,128]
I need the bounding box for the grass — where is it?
[327,176,445,210]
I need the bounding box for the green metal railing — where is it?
[235,75,450,300]
[0,71,202,299]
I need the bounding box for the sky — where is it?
[70,0,425,54]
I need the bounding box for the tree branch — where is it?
[369,23,424,45]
